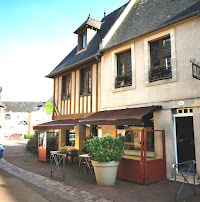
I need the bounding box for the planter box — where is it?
[149,67,172,82]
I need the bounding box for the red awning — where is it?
[79,106,160,125]
[33,119,79,131]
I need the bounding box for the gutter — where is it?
[46,52,102,78]
[95,50,102,62]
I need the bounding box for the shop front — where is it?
[80,106,166,184]
[33,119,79,162]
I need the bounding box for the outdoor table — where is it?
[50,151,66,181]
[79,154,93,174]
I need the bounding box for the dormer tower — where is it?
[74,15,102,52]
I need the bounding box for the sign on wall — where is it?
[45,102,53,113]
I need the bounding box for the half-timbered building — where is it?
[34,0,200,184]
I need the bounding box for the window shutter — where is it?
[127,50,132,76]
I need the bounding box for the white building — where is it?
[1,101,52,138]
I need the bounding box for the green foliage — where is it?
[115,74,130,81]
[26,132,56,153]
[150,65,167,71]
[84,135,124,162]
[27,133,38,153]
[24,134,34,139]
[47,135,56,148]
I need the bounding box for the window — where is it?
[116,129,155,160]
[115,50,132,88]
[39,132,46,147]
[149,36,172,82]
[19,121,27,125]
[5,114,11,120]
[85,125,98,139]
[66,130,75,147]
[62,74,71,99]
[78,31,86,51]
[80,68,92,95]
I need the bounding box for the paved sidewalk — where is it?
[0,171,49,202]
[2,138,200,202]
[0,158,110,202]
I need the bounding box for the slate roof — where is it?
[47,0,200,78]
[47,2,128,78]
[3,102,45,113]
[105,0,200,49]
[74,16,102,34]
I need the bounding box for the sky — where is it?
[0,0,128,102]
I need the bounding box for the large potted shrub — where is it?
[84,135,124,186]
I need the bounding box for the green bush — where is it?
[84,135,124,162]
[26,132,56,153]
[24,134,34,139]
[27,133,38,153]
[47,135,56,148]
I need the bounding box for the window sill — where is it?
[113,85,135,93]
[145,77,177,87]
[62,96,70,100]
[80,92,91,96]
[76,47,87,54]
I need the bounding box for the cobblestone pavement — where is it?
[0,158,111,202]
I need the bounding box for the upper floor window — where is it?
[62,74,71,99]
[80,67,91,95]
[115,50,132,88]
[149,36,172,82]
[5,114,11,120]
[78,31,86,51]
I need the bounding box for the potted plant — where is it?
[115,74,132,88]
[149,66,172,81]
[84,135,124,186]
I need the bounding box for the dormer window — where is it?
[74,15,102,53]
[78,31,86,51]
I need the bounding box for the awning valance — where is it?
[33,119,79,130]
[79,106,160,125]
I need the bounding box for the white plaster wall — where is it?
[31,109,52,134]
[154,110,175,178]
[2,112,29,137]
[100,17,200,110]
[100,17,200,178]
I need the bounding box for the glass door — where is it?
[38,132,47,162]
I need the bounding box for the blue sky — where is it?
[0,0,128,101]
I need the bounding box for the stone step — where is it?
[169,173,200,185]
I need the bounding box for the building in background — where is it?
[1,100,52,138]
